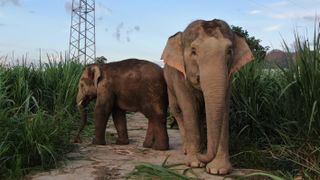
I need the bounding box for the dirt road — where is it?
[28,113,251,180]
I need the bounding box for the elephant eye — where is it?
[191,47,197,56]
[226,47,233,56]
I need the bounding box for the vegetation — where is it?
[0,59,84,179]
[127,156,197,180]
[0,28,319,179]
[229,28,320,179]
[95,56,108,64]
[232,25,270,59]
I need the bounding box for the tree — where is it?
[231,26,269,60]
[95,56,107,64]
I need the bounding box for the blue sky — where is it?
[0,0,319,64]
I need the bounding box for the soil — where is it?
[27,113,255,180]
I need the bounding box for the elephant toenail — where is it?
[219,168,228,175]
[211,168,218,174]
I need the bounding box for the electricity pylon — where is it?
[69,0,96,63]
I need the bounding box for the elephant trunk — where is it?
[197,59,228,163]
[74,93,88,143]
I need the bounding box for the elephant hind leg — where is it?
[112,108,129,145]
[152,115,169,150]
[168,90,186,154]
[143,121,154,148]
[144,112,169,150]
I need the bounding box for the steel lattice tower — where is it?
[69,0,96,62]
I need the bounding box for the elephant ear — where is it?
[161,32,186,77]
[87,65,101,88]
[229,34,254,76]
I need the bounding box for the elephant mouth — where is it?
[77,95,96,106]
[77,100,83,106]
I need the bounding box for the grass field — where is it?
[0,32,319,179]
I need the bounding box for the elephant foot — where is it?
[73,136,82,143]
[143,140,153,148]
[206,156,232,175]
[92,138,106,145]
[151,142,169,151]
[182,143,187,155]
[186,154,205,168]
[116,138,129,145]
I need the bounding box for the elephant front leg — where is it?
[176,99,204,167]
[206,88,232,175]
[183,110,205,168]
[206,113,232,175]
[112,108,129,145]
[93,98,113,145]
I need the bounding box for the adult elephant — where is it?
[161,19,253,174]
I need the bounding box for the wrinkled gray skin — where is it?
[161,19,253,175]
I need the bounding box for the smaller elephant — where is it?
[74,59,169,150]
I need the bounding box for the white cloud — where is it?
[249,10,262,15]
[265,25,281,31]
[249,0,319,22]
[302,14,320,21]
[272,12,296,19]
[268,1,289,8]
[271,11,319,20]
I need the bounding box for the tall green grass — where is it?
[230,27,320,179]
[0,58,84,178]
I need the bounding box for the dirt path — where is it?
[28,113,252,180]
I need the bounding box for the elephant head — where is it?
[74,64,101,143]
[161,19,253,162]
